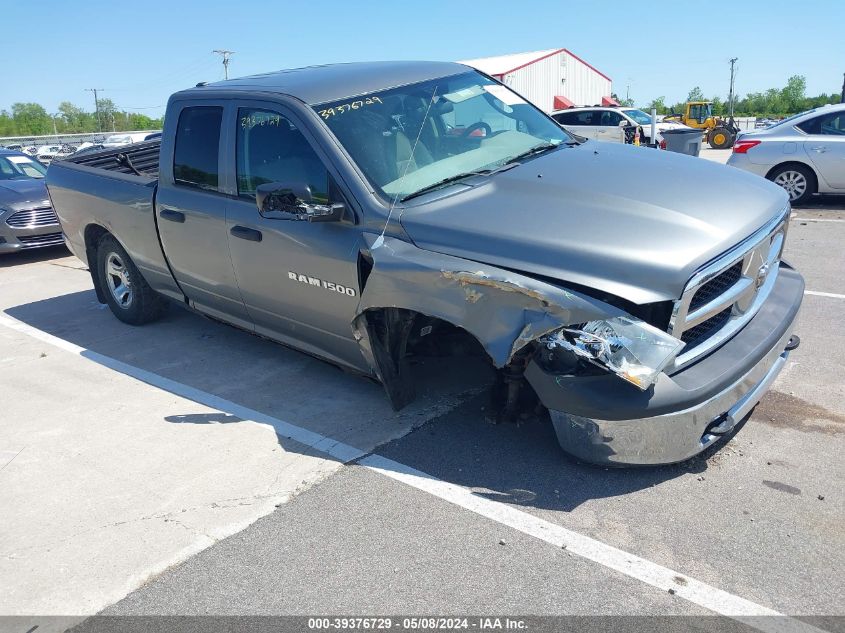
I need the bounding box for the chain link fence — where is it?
[0,130,160,154]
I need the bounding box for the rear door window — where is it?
[552,111,577,125]
[806,112,845,136]
[173,106,223,190]
[574,110,596,125]
[599,111,624,126]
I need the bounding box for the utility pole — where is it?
[841,72,845,103]
[85,88,104,132]
[213,49,235,80]
[728,57,738,118]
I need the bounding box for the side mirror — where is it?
[618,120,628,127]
[255,182,345,223]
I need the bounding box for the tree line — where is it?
[3,74,842,137]
[642,75,841,118]
[0,100,164,137]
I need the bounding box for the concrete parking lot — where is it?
[1,171,843,631]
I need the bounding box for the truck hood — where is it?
[0,178,50,210]
[399,141,788,305]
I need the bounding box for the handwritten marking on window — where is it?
[241,113,284,129]
[318,96,383,120]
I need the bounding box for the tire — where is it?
[96,234,167,325]
[768,164,816,206]
[708,127,733,149]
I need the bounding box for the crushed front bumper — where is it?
[526,264,804,465]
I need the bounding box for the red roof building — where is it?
[460,48,614,112]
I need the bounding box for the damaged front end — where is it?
[350,235,803,466]
[535,317,685,391]
[351,235,652,417]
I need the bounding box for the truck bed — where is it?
[65,139,161,178]
[46,139,183,302]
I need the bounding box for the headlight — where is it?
[538,316,685,390]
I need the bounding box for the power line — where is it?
[108,57,216,92]
[213,49,235,80]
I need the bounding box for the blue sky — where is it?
[3,0,842,117]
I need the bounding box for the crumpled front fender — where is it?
[351,236,622,408]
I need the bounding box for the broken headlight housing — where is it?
[536,316,685,390]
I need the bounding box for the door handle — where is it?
[230,225,263,242]
[810,146,827,153]
[159,209,185,223]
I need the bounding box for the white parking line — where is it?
[805,290,845,299]
[0,313,826,633]
[0,314,364,464]
[792,217,845,223]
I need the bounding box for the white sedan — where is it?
[727,104,845,205]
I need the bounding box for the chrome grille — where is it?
[669,208,790,368]
[18,232,64,248]
[688,262,742,312]
[681,307,732,351]
[6,206,58,228]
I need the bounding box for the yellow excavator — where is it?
[663,102,740,149]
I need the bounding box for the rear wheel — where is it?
[708,127,733,149]
[768,164,816,205]
[96,234,167,325]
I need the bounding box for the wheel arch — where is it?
[352,306,497,410]
[84,223,112,304]
[765,160,819,190]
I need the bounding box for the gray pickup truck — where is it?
[46,61,803,465]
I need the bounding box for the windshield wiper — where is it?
[400,170,489,202]
[504,141,562,166]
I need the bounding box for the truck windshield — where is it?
[314,71,572,201]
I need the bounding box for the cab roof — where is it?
[182,61,469,105]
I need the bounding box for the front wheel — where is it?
[96,234,167,325]
[768,164,816,205]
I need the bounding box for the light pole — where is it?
[728,57,738,118]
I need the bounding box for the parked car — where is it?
[102,132,154,148]
[35,144,75,165]
[0,149,64,253]
[551,106,690,146]
[728,103,845,204]
[46,61,803,465]
[69,144,106,157]
[2,144,24,152]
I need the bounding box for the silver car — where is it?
[727,103,845,204]
[0,149,64,254]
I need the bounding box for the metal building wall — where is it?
[561,51,612,107]
[498,50,611,112]
[499,52,565,112]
